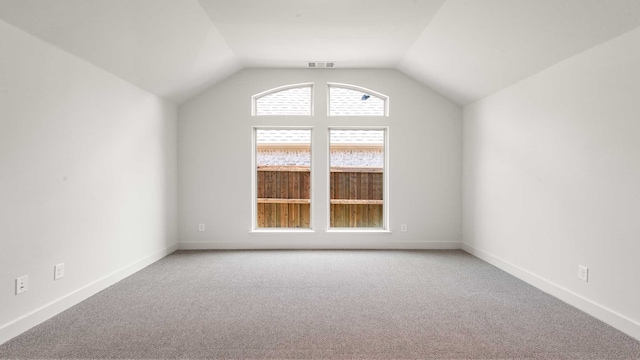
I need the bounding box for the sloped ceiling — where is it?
[197,0,445,68]
[0,0,241,104]
[399,0,640,105]
[1,0,640,105]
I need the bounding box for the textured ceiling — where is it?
[1,0,640,105]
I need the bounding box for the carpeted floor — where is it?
[1,250,639,359]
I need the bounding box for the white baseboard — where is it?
[13,242,635,346]
[0,243,178,345]
[461,243,640,341]
[179,241,462,250]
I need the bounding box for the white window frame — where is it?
[326,126,390,232]
[251,126,315,232]
[252,83,314,116]
[327,82,389,117]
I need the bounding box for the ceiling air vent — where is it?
[308,62,335,68]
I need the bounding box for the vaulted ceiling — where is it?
[2,0,640,105]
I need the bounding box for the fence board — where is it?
[259,198,310,204]
[267,203,276,227]
[279,172,288,199]
[289,172,298,199]
[257,203,265,226]
[330,199,382,205]
[257,171,265,198]
[301,171,310,199]
[280,202,289,227]
[349,172,358,200]
[288,203,297,227]
[300,204,310,228]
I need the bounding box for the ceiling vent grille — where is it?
[308,62,335,68]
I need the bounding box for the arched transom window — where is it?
[328,83,388,117]
[252,83,313,116]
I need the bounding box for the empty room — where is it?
[1,0,639,358]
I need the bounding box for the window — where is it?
[253,128,312,229]
[329,128,388,229]
[251,82,389,232]
[328,83,388,116]
[253,83,313,116]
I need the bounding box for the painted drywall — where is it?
[463,26,640,339]
[0,20,178,342]
[178,68,462,248]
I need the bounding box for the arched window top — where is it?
[328,83,389,117]
[252,83,313,116]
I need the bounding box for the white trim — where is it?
[251,82,314,116]
[249,229,316,235]
[0,243,178,345]
[179,241,461,250]
[325,229,392,234]
[327,82,389,117]
[461,243,640,341]
[251,126,257,230]
[327,126,389,231]
[252,126,314,231]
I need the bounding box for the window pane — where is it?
[329,86,386,116]
[329,129,385,228]
[255,86,312,116]
[256,129,311,228]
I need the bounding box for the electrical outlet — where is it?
[400,224,408,232]
[54,263,65,280]
[198,223,205,232]
[16,275,28,294]
[578,265,589,282]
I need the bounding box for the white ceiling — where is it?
[399,0,640,105]
[0,0,241,103]
[198,0,445,68]
[1,0,640,105]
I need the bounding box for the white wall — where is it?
[0,20,177,343]
[178,68,462,249]
[463,27,640,339]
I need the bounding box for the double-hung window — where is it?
[328,128,387,229]
[254,128,312,229]
[252,84,313,229]
[328,83,389,230]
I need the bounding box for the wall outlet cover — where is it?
[578,265,589,282]
[54,263,65,280]
[16,275,28,294]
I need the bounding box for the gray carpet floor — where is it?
[1,250,639,359]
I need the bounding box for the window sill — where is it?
[249,229,316,235]
[325,229,392,235]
